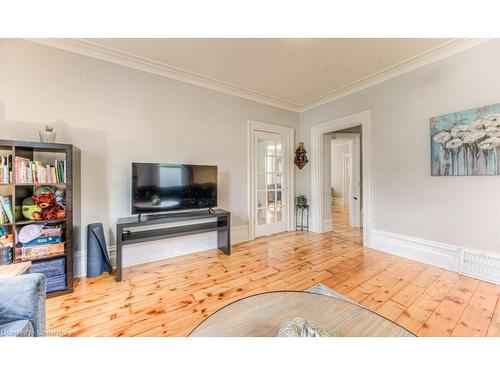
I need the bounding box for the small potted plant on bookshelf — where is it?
[296,194,308,206]
[39,125,56,143]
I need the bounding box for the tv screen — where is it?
[132,163,217,214]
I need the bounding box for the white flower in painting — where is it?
[483,114,500,128]
[433,131,451,144]
[462,131,486,144]
[450,125,470,138]
[478,137,500,150]
[469,119,484,131]
[486,130,500,138]
[485,123,500,132]
[445,138,463,149]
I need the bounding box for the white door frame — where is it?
[310,110,372,246]
[248,120,295,240]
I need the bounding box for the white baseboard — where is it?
[74,224,249,277]
[372,229,500,285]
[323,218,333,232]
[231,224,250,244]
[372,229,459,272]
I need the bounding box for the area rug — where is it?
[306,283,361,306]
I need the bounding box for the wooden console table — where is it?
[115,209,230,281]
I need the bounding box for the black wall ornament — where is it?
[294,142,309,169]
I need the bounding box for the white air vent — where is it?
[459,248,500,285]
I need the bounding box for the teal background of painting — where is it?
[430,102,500,175]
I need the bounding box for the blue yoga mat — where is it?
[87,223,112,278]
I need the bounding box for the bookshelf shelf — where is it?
[0,139,81,297]
[13,252,66,263]
[15,218,67,226]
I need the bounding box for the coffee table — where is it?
[189,291,414,337]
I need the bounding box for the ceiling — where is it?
[35,38,484,111]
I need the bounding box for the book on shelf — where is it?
[0,155,12,184]
[0,196,13,224]
[14,157,66,184]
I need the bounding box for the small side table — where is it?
[296,204,309,231]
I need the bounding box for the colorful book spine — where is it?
[0,155,12,184]
[14,157,66,184]
[0,196,13,223]
[0,202,7,224]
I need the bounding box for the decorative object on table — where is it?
[39,124,57,143]
[295,203,309,231]
[296,194,308,206]
[87,223,112,278]
[294,142,309,169]
[431,103,500,176]
[277,317,329,337]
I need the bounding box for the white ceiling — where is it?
[85,38,451,105]
[34,38,485,111]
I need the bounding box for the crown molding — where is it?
[300,38,492,112]
[25,38,302,112]
[25,38,491,114]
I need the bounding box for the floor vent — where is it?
[459,248,500,285]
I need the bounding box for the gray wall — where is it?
[299,39,500,253]
[0,39,299,274]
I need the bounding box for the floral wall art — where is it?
[430,103,500,176]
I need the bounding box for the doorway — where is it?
[329,131,362,244]
[248,121,295,239]
[309,111,372,247]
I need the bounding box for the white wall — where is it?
[0,39,299,275]
[331,142,350,200]
[299,39,500,254]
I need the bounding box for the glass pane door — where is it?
[255,131,287,237]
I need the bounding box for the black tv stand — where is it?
[115,209,230,281]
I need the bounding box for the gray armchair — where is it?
[0,273,46,337]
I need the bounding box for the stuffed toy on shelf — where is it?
[22,186,66,221]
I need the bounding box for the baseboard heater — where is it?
[459,248,500,285]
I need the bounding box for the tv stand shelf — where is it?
[115,209,230,281]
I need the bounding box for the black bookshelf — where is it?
[0,139,81,297]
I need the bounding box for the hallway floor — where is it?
[332,200,363,244]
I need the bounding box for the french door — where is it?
[254,130,288,237]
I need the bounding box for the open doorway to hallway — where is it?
[325,125,363,244]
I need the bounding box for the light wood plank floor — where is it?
[46,208,500,336]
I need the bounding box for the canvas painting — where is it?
[430,103,500,176]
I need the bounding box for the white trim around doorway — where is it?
[310,110,373,247]
[247,120,295,241]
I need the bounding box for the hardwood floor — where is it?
[46,207,500,336]
[331,201,363,244]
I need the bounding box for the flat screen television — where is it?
[132,163,217,214]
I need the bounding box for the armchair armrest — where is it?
[0,273,46,336]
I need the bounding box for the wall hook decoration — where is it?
[294,142,309,169]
